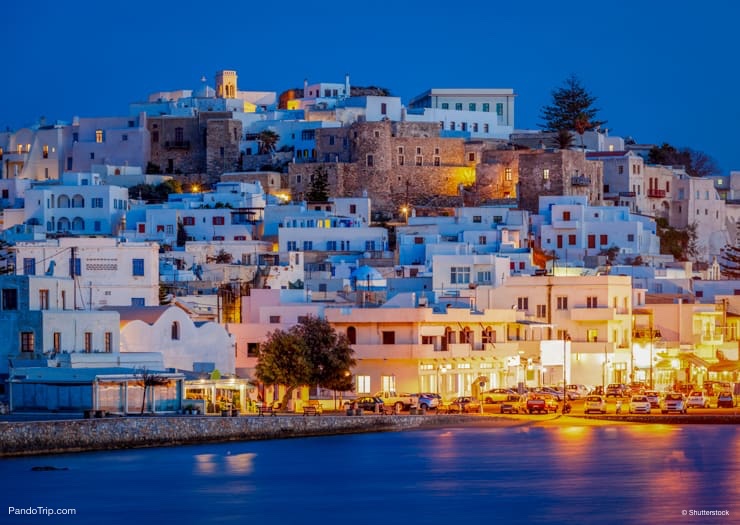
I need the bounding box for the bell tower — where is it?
[215,70,238,99]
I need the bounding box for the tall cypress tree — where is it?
[306,166,330,202]
[540,74,606,133]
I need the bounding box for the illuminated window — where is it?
[356,375,370,394]
[543,169,549,180]
[84,332,92,352]
[53,332,61,353]
[95,130,104,143]
[505,168,512,181]
[43,145,49,158]
[21,332,34,352]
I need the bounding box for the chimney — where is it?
[303,78,308,96]
[345,73,350,97]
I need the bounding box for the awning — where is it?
[708,360,740,373]
[679,352,712,368]
[419,325,447,336]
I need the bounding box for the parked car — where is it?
[717,391,736,408]
[345,396,384,412]
[644,390,661,408]
[526,394,559,414]
[661,393,687,414]
[628,382,647,395]
[567,384,590,399]
[445,396,481,413]
[686,391,710,409]
[606,383,629,398]
[413,393,440,410]
[584,395,607,414]
[629,395,652,414]
[481,388,516,404]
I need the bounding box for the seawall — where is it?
[0,414,482,458]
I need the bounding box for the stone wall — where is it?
[0,414,476,457]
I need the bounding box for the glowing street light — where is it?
[401,206,409,224]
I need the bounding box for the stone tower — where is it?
[216,70,238,99]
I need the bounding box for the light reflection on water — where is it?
[1,424,739,524]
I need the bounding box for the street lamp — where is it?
[563,332,571,414]
[401,206,409,224]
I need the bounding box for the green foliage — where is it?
[129,180,183,203]
[540,74,606,133]
[257,130,280,154]
[306,166,330,202]
[657,220,698,261]
[647,143,720,178]
[555,129,575,149]
[255,317,356,408]
[599,245,620,263]
[214,249,233,264]
[146,162,162,174]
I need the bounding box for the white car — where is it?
[686,391,710,409]
[629,395,651,414]
[584,395,607,414]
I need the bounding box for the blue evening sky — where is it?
[3,1,739,172]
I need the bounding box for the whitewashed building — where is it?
[14,237,159,308]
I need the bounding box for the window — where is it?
[588,235,596,249]
[327,240,337,250]
[23,258,36,275]
[212,216,225,225]
[53,332,61,353]
[356,375,370,394]
[269,315,281,324]
[132,258,145,276]
[301,130,315,140]
[382,331,396,344]
[482,327,495,344]
[493,215,503,224]
[105,332,112,353]
[287,241,297,251]
[505,168,512,181]
[366,154,374,167]
[477,271,491,283]
[95,129,104,143]
[468,152,476,162]
[483,124,489,133]
[600,234,608,245]
[21,332,34,352]
[381,102,387,115]
[517,297,529,311]
[536,304,547,318]
[563,211,571,221]
[365,241,376,251]
[39,289,49,310]
[469,103,476,111]
[473,215,482,223]
[557,296,568,310]
[543,168,549,180]
[441,103,449,109]
[455,103,463,110]
[587,296,598,308]
[450,266,471,284]
[84,332,92,353]
[69,258,81,276]
[415,156,423,166]
[183,216,195,226]
[478,236,487,245]
[496,103,503,115]
[2,289,18,311]
[568,234,576,246]
[303,241,313,250]
[618,165,624,174]
[397,155,404,166]
[627,234,634,242]
[347,326,357,344]
[587,329,598,343]
[482,103,490,112]
[450,121,455,131]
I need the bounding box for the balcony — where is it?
[571,307,624,322]
[571,176,592,186]
[647,189,666,198]
[164,140,191,150]
[633,329,661,341]
[619,191,636,197]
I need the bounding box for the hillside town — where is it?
[2,69,740,416]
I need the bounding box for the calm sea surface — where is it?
[2,423,739,525]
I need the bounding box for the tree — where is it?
[129,180,183,203]
[647,143,720,178]
[718,244,740,279]
[214,249,233,264]
[554,128,575,150]
[176,220,187,247]
[657,218,698,261]
[540,74,606,133]
[306,166,330,202]
[136,368,171,414]
[257,130,279,155]
[255,316,355,409]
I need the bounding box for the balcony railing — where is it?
[571,176,592,186]
[647,189,666,198]
[633,329,661,341]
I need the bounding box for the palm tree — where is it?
[257,130,279,155]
